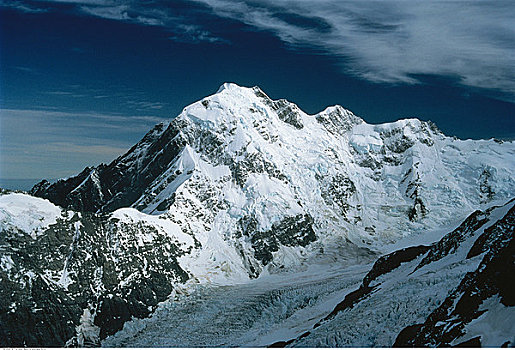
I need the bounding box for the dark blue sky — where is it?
[1,0,514,182]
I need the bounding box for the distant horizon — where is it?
[0,178,51,191]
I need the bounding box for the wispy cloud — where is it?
[0,108,167,178]
[45,90,74,96]
[5,0,514,99]
[192,0,515,101]
[12,65,38,73]
[0,108,165,128]
[0,0,47,13]
[11,0,228,44]
[169,24,229,44]
[126,100,166,110]
[78,3,165,26]
[39,85,169,111]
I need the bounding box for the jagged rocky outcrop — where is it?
[2,83,515,347]
[31,121,187,213]
[0,193,191,347]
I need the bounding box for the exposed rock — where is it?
[394,203,514,347]
[0,206,189,346]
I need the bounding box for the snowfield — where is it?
[0,193,63,238]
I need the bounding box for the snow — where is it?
[59,221,81,289]
[349,124,384,154]
[0,254,15,272]
[70,170,93,194]
[452,295,515,347]
[112,208,194,247]
[0,193,62,238]
[74,307,100,347]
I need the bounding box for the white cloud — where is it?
[192,0,515,100]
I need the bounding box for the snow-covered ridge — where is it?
[29,83,515,275]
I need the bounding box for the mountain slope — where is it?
[31,83,515,273]
[0,191,193,346]
[278,199,514,347]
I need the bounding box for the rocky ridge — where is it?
[274,199,514,347]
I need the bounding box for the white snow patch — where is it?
[0,193,63,238]
[112,208,194,247]
[453,295,515,347]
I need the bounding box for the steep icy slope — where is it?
[31,83,515,277]
[278,199,514,347]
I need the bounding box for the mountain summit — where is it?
[32,83,514,242]
[1,83,514,346]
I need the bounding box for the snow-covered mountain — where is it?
[1,83,514,346]
[31,83,515,272]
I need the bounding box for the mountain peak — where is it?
[4,84,515,347]
[216,82,244,93]
[30,85,515,248]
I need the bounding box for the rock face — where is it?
[0,193,191,346]
[394,201,515,347]
[30,121,186,213]
[281,199,514,347]
[1,83,515,346]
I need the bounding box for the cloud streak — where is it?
[14,0,228,44]
[192,0,515,101]
[0,108,166,178]
[0,0,47,13]
[5,0,513,98]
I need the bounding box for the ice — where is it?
[102,263,371,347]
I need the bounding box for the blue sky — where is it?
[1,0,514,182]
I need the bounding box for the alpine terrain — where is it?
[1,83,514,347]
